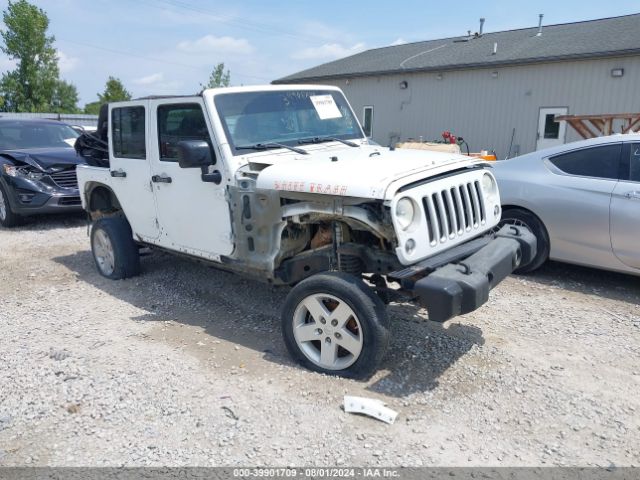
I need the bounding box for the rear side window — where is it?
[549,144,621,180]
[157,103,211,161]
[630,143,640,182]
[112,106,146,159]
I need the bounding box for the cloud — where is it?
[177,35,254,55]
[57,50,78,73]
[291,42,366,61]
[130,72,184,96]
[133,72,164,85]
[390,38,408,46]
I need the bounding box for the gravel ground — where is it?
[0,214,639,467]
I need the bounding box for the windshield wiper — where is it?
[298,136,359,147]
[235,142,308,155]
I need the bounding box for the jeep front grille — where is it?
[50,169,78,189]
[392,168,500,266]
[422,180,486,245]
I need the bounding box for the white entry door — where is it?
[536,107,568,151]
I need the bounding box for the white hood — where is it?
[255,145,482,200]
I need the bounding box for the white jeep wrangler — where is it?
[75,85,535,378]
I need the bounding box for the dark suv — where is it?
[0,118,85,227]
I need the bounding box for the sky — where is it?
[0,0,638,107]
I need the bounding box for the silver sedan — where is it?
[492,134,640,275]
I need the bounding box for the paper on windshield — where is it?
[310,95,342,120]
[64,138,77,147]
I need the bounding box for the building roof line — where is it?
[276,13,640,83]
[357,12,640,55]
[273,49,640,84]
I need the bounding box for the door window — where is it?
[112,107,146,159]
[630,144,640,182]
[543,114,560,139]
[362,106,373,137]
[157,103,211,161]
[548,144,622,180]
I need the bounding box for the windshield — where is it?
[0,121,79,150]
[214,90,364,155]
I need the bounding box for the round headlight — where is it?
[395,197,415,230]
[482,172,497,195]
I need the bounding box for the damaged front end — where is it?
[0,149,83,215]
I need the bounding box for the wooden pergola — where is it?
[555,113,640,139]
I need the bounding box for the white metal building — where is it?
[275,14,640,158]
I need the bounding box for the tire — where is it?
[500,208,550,273]
[0,182,22,228]
[281,271,389,379]
[90,217,141,280]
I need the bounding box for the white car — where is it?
[75,85,535,377]
[494,134,640,275]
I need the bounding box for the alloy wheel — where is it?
[292,293,363,370]
[93,229,115,276]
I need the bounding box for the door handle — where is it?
[151,175,172,184]
[624,191,640,200]
[110,170,126,178]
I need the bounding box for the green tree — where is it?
[84,76,131,114]
[0,0,74,112]
[51,80,79,113]
[202,63,230,89]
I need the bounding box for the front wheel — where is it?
[91,217,141,279]
[0,183,22,228]
[499,208,550,273]
[281,272,389,378]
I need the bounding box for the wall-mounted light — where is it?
[491,71,499,78]
[611,68,624,78]
[436,73,443,81]
[399,80,408,89]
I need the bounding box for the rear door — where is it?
[610,142,640,270]
[108,102,159,241]
[148,98,233,259]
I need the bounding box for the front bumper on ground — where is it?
[1,176,82,216]
[399,225,536,322]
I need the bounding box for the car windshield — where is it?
[0,122,79,150]
[214,90,364,155]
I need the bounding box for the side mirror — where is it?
[177,140,215,168]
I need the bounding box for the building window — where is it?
[549,144,621,180]
[362,106,373,137]
[157,103,211,162]
[112,106,146,159]
[543,113,561,139]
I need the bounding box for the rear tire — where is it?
[281,272,389,379]
[0,183,22,228]
[500,208,550,273]
[91,217,140,279]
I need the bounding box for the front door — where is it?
[544,143,621,267]
[611,142,640,270]
[536,107,568,151]
[148,98,233,260]
[108,102,160,241]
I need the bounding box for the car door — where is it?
[108,102,160,241]
[610,142,640,270]
[543,143,621,268]
[148,98,233,260]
